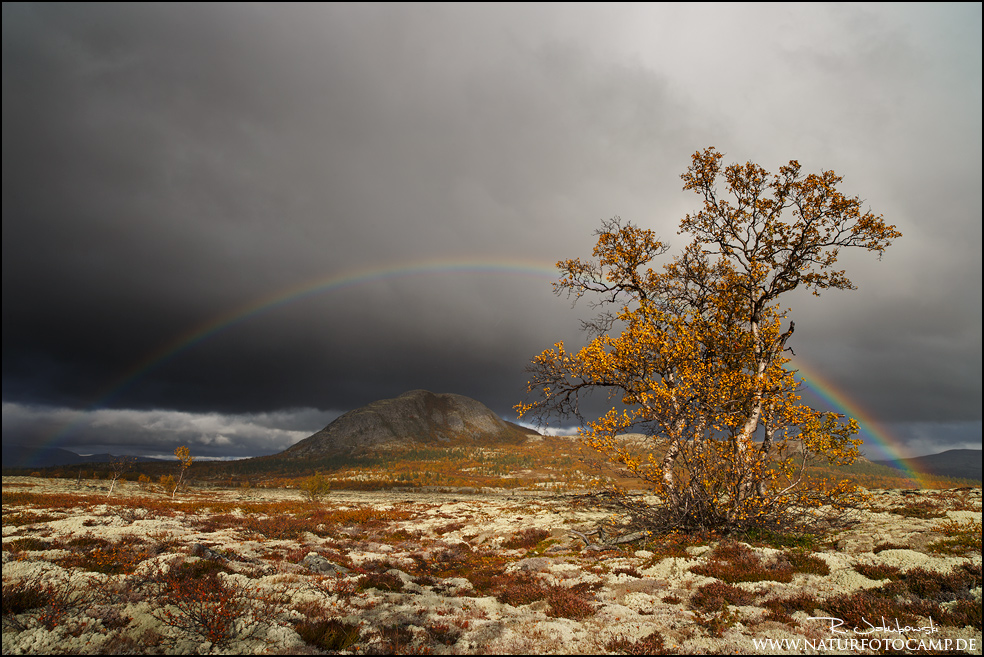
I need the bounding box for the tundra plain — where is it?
[2,476,981,654]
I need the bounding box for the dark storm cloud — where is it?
[3,4,980,458]
[3,4,681,409]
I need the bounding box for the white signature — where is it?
[809,616,939,636]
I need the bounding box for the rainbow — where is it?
[37,256,927,486]
[91,256,560,404]
[787,359,926,486]
[36,257,561,453]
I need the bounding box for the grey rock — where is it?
[511,557,553,572]
[433,577,474,594]
[190,543,227,561]
[301,553,350,575]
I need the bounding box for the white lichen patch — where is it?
[864,548,980,571]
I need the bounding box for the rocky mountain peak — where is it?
[282,390,535,457]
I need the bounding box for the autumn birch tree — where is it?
[169,445,193,498]
[517,148,901,533]
[107,454,135,495]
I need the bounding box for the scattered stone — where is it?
[301,552,350,575]
[509,557,554,572]
[190,543,227,561]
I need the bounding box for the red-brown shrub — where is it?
[2,572,104,631]
[606,630,670,655]
[147,559,289,649]
[494,574,547,606]
[689,581,755,613]
[294,616,362,652]
[691,541,795,583]
[544,583,596,619]
[503,528,550,550]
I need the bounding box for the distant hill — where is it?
[280,389,538,458]
[2,444,165,470]
[872,449,982,482]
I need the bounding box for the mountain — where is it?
[2,444,165,470]
[281,389,537,458]
[872,449,982,482]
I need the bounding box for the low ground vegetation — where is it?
[8,432,978,495]
[2,476,981,654]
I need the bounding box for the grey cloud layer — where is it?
[1,402,340,459]
[3,4,980,457]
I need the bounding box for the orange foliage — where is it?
[518,147,902,533]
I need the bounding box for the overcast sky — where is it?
[3,3,981,461]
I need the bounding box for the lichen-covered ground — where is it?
[2,477,981,654]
